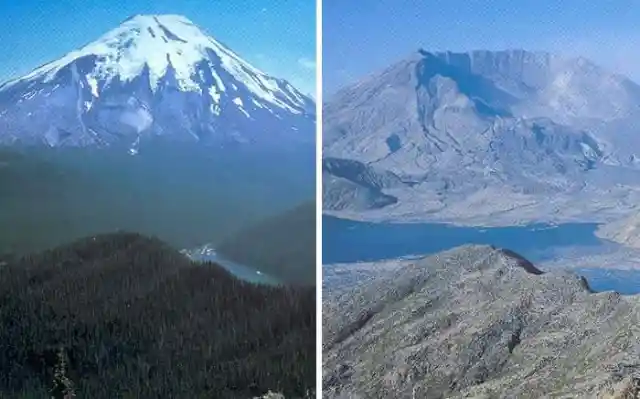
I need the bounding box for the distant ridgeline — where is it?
[0,232,315,398]
[217,201,316,285]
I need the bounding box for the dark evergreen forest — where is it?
[0,232,315,398]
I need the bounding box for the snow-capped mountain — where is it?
[0,14,315,150]
[323,49,640,225]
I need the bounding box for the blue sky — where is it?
[324,0,640,95]
[0,0,316,96]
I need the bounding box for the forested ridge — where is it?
[0,232,315,398]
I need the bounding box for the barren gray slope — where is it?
[597,211,640,250]
[323,245,640,398]
[323,49,640,225]
[322,158,402,211]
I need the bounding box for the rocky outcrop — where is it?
[323,245,640,398]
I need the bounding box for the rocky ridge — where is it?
[323,245,640,398]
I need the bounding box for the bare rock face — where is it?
[323,245,640,398]
[597,212,640,249]
[323,49,640,225]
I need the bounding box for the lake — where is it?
[322,215,640,295]
[182,244,280,286]
[575,268,640,295]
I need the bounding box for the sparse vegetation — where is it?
[323,245,640,398]
[0,232,315,398]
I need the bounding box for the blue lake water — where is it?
[182,244,280,286]
[575,268,640,295]
[322,215,640,295]
[323,216,605,264]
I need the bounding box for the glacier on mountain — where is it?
[0,14,314,149]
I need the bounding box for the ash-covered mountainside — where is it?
[323,49,640,225]
[323,245,640,398]
[0,14,314,151]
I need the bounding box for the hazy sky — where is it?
[0,0,316,96]
[323,0,640,95]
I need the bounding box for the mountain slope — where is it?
[0,14,314,150]
[217,201,316,285]
[322,158,402,212]
[0,144,315,257]
[0,232,315,398]
[323,245,640,398]
[323,49,640,225]
[597,211,640,249]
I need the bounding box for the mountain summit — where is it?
[0,14,314,149]
[323,49,640,225]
